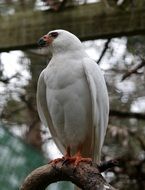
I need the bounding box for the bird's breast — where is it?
[43,60,93,154]
[44,60,84,90]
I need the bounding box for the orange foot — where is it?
[62,151,92,167]
[49,147,92,167]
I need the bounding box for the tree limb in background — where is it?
[110,109,145,120]
[121,59,145,81]
[97,39,111,65]
[20,160,118,190]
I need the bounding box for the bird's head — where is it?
[37,29,83,54]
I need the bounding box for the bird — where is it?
[37,29,109,167]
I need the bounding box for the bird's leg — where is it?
[62,146,73,165]
[49,146,92,167]
[63,146,92,167]
[71,150,92,167]
[65,146,71,157]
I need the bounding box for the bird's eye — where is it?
[49,32,58,38]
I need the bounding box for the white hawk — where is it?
[37,29,109,165]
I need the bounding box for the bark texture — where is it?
[20,160,117,190]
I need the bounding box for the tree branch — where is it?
[20,160,118,190]
[121,59,145,81]
[110,109,145,120]
[97,39,111,65]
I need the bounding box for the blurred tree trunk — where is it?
[23,51,48,150]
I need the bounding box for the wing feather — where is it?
[83,58,109,162]
[37,70,65,154]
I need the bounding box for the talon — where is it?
[74,156,92,167]
[62,158,71,165]
[49,147,92,168]
[49,157,65,165]
[62,150,92,167]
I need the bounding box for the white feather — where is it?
[37,29,109,164]
[83,57,109,162]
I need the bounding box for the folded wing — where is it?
[83,58,109,162]
[37,70,65,154]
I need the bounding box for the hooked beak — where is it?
[37,37,47,47]
[37,35,53,47]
